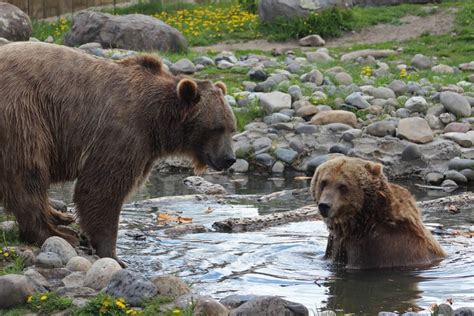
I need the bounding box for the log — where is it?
[213,192,473,233]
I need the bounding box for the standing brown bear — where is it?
[0,42,236,264]
[311,157,446,269]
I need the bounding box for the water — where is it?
[50,171,474,314]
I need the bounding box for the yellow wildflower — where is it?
[172,308,181,315]
[400,68,407,78]
[27,295,33,303]
[115,300,126,309]
[40,295,48,301]
[4,252,9,257]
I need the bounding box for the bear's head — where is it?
[175,77,236,175]
[310,157,386,225]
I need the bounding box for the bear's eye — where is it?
[338,184,348,193]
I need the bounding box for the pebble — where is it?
[0,274,45,309]
[84,258,122,290]
[426,172,444,185]
[299,34,325,47]
[397,117,434,144]
[345,92,370,109]
[401,144,423,161]
[388,80,408,95]
[274,148,298,164]
[41,236,78,265]
[230,159,249,173]
[448,158,474,171]
[310,110,358,127]
[62,271,86,288]
[365,121,397,137]
[334,72,353,85]
[255,153,275,167]
[411,54,433,69]
[150,275,191,298]
[259,91,292,114]
[405,96,428,113]
[170,58,196,74]
[272,161,285,173]
[248,69,268,81]
[229,296,308,316]
[104,269,157,307]
[444,170,468,184]
[36,251,63,268]
[440,91,472,117]
[66,256,92,272]
[329,144,349,155]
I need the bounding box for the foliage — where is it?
[32,17,71,43]
[141,296,194,316]
[259,8,354,41]
[238,0,258,14]
[0,224,24,276]
[154,4,260,46]
[26,292,73,314]
[234,98,264,132]
[72,294,139,316]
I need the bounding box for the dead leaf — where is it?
[157,213,173,223]
[177,216,193,224]
[204,207,214,214]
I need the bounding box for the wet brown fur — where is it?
[0,42,235,261]
[311,157,446,269]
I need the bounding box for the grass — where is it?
[0,292,72,316]
[32,17,71,43]
[234,98,264,132]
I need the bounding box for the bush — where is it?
[259,7,354,41]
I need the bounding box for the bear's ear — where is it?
[136,55,163,74]
[177,78,200,105]
[215,81,227,95]
[365,161,382,176]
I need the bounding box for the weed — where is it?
[26,292,73,314]
[234,98,264,131]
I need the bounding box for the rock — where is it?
[444,170,468,184]
[275,148,298,164]
[288,85,303,102]
[299,34,325,47]
[304,69,324,86]
[405,96,428,113]
[329,144,349,155]
[164,224,209,236]
[194,297,229,316]
[441,179,458,189]
[0,3,32,41]
[150,275,191,298]
[448,158,474,171]
[460,169,474,181]
[271,161,285,173]
[229,296,308,316]
[341,128,363,141]
[365,121,397,137]
[397,117,433,144]
[64,11,187,52]
[432,64,454,74]
[325,123,353,132]
[193,56,215,66]
[411,54,433,69]
[388,80,408,96]
[437,303,454,316]
[221,294,260,309]
[66,256,92,272]
[249,69,268,81]
[426,172,444,185]
[255,153,275,167]
[340,49,396,62]
[296,105,318,119]
[0,274,44,309]
[426,114,444,130]
[306,51,333,63]
[334,72,353,85]
[295,124,318,134]
[230,159,249,173]
[401,144,423,161]
[41,236,77,265]
[62,271,86,288]
[260,91,292,114]
[454,307,474,316]
[395,108,410,118]
[310,110,357,127]
[440,92,472,117]
[217,60,234,69]
[443,131,474,147]
[306,155,333,173]
[84,258,122,291]
[440,112,457,124]
[36,251,63,268]
[369,87,396,100]
[258,0,353,22]
[183,176,227,195]
[170,59,196,74]
[269,113,291,124]
[56,286,97,299]
[444,122,471,134]
[0,220,16,232]
[253,137,272,151]
[105,270,157,307]
[345,92,370,109]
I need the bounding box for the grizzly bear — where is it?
[310,157,446,269]
[0,42,236,264]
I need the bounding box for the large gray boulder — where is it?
[0,3,32,41]
[258,0,353,22]
[64,11,187,52]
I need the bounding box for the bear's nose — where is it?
[318,203,331,217]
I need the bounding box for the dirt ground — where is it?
[192,9,456,53]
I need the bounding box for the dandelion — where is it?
[40,295,48,301]
[126,309,138,315]
[400,68,407,78]
[172,308,181,315]
[27,295,33,303]
[4,252,9,257]
[115,298,126,309]
[361,66,372,77]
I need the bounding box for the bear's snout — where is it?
[318,202,331,218]
[222,154,236,169]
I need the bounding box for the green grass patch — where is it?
[27,292,73,314]
[234,98,264,132]
[31,17,71,43]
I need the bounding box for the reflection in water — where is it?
[49,171,474,313]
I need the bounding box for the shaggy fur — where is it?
[0,42,236,263]
[311,157,446,269]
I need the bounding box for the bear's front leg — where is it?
[73,160,142,268]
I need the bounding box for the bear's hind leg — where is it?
[47,207,76,226]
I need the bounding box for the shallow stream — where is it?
[50,172,474,314]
